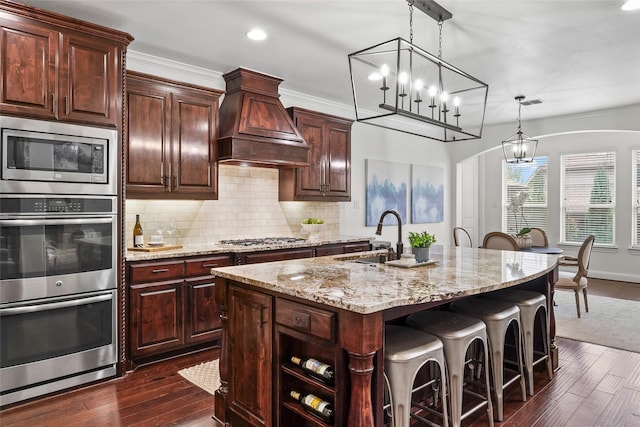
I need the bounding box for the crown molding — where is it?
[127,50,224,90]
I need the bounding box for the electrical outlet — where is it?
[353,200,360,209]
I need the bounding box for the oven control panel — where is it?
[0,196,116,215]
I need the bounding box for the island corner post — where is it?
[337,309,384,427]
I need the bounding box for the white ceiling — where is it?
[18,0,640,126]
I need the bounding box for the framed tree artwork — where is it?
[365,159,409,226]
[411,164,444,223]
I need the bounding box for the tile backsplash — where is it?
[125,165,339,247]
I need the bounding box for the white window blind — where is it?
[502,157,548,234]
[633,150,640,248]
[561,151,616,245]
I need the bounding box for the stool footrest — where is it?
[410,403,448,427]
[460,398,490,422]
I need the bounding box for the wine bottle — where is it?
[290,390,334,424]
[290,356,335,386]
[133,214,144,247]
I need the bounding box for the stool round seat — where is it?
[407,310,487,339]
[406,311,494,427]
[449,297,526,422]
[384,325,448,427]
[484,288,553,395]
[385,324,444,362]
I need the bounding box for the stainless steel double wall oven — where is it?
[1,116,119,406]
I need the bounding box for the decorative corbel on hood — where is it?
[217,68,310,168]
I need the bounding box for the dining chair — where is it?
[528,228,549,247]
[554,234,596,318]
[453,227,472,248]
[482,232,519,251]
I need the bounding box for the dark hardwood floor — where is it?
[1,279,639,427]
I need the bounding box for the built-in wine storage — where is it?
[275,298,345,426]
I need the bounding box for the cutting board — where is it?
[128,244,183,252]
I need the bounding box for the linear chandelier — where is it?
[348,0,488,142]
[502,95,538,164]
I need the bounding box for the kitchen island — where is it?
[210,245,559,427]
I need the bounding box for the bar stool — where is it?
[449,297,526,422]
[484,289,553,395]
[384,325,449,427]
[406,311,494,427]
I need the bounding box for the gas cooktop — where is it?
[218,237,308,246]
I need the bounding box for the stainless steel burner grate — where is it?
[218,237,307,246]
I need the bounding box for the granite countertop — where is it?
[124,235,375,262]
[210,245,559,314]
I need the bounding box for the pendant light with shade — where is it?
[502,95,538,164]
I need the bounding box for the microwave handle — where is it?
[0,293,113,316]
[0,217,113,227]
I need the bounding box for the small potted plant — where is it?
[408,231,437,263]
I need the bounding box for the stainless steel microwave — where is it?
[1,116,117,195]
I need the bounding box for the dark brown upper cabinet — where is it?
[126,71,223,199]
[279,107,353,202]
[0,2,131,126]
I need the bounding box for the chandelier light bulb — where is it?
[453,96,461,118]
[380,64,389,77]
[398,72,409,98]
[414,79,424,110]
[428,85,438,97]
[440,91,449,102]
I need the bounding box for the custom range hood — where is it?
[217,68,309,168]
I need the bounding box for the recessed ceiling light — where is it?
[622,0,640,10]
[246,28,267,41]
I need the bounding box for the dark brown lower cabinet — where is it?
[236,247,314,265]
[130,279,184,358]
[316,241,371,257]
[185,277,220,344]
[127,243,369,363]
[223,284,344,427]
[127,254,233,361]
[228,285,273,427]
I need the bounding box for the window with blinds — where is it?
[561,151,616,245]
[633,150,640,248]
[502,157,548,235]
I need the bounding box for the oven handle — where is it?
[0,217,114,227]
[0,293,113,316]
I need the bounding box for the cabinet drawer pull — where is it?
[260,305,268,325]
[152,268,170,273]
[202,263,218,268]
[64,95,69,115]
